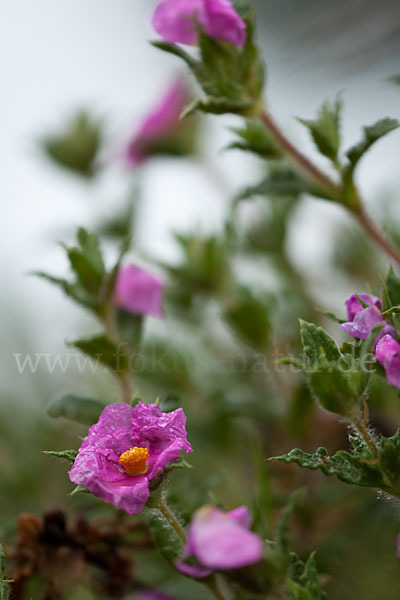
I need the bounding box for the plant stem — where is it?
[103,305,134,404]
[157,496,187,544]
[260,111,339,194]
[260,110,400,268]
[356,202,400,266]
[207,575,230,600]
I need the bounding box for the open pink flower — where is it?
[376,334,400,390]
[152,0,246,47]
[176,505,263,578]
[69,403,192,515]
[125,77,190,166]
[114,264,165,318]
[340,293,396,342]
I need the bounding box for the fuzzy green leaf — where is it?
[276,489,306,559]
[271,447,385,488]
[298,95,342,163]
[300,320,340,366]
[34,272,97,310]
[346,118,399,169]
[47,394,105,425]
[41,111,102,177]
[287,553,328,600]
[379,429,400,494]
[146,509,184,564]
[66,228,105,294]
[44,449,78,463]
[68,334,128,373]
[237,168,314,201]
[228,121,283,159]
[300,321,364,417]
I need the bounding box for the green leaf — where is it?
[71,485,90,496]
[43,449,78,463]
[47,394,106,425]
[228,120,283,159]
[309,364,360,418]
[383,266,400,329]
[270,447,385,488]
[66,228,105,295]
[68,334,128,373]
[41,110,103,177]
[146,509,184,564]
[379,429,400,494]
[299,321,363,418]
[237,167,332,202]
[276,489,306,559]
[34,228,106,314]
[158,393,181,413]
[300,320,340,366]
[150,41,196,69]
[287,553,328,600]
[34,272,98,311]
[346,118,399,169]
[276,357,304,370]
[225,287,271,350]
[298,95,342,163]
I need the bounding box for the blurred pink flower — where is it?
[340,293,396,342]
[69,402,192,515]
[114,264,165,318]
[176,505,263,578]
[125,77,190,166]
[152,0,246,47]
[376,334,400,390]
[126,591,174,600]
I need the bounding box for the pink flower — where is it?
[339,293,396,342]
[152,0,246,47]
[125,78,190,166]
[345,294,382,321]
[376,334,400,390]
[69,403,192,515]
[176,505,263,578]
[126,592,174,600]
[114,264,165,318]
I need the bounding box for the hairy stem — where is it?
[157,496,187,544]
[356,203,400,266]
[261,111,339,194]
[260,110,400,268]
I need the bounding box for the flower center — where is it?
[119,447,149,476]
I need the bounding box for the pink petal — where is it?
[114,265,165,318]
[376,334,400,390]
[202,0,246,46]
[345,293,381,321]
[152,0,204,45]
[186,506,263,570]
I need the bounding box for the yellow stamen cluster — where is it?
[119,447,149,476]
